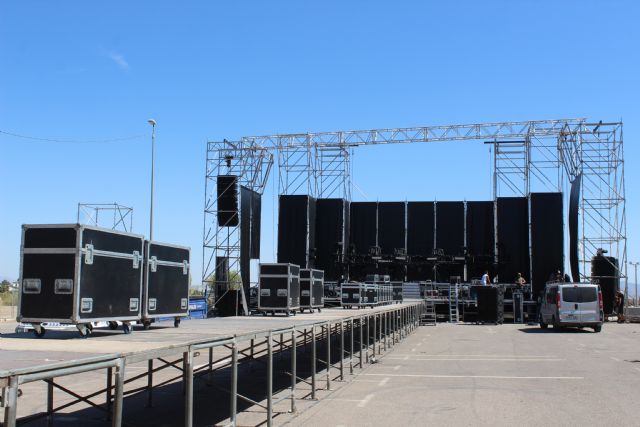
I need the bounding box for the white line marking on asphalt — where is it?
[385,357,564,362]
[363,373,584,380]
[352,380,382,383]
[390,354,557,358]
[403,355,409,360]
[378,377,390,386]
[411,348,416,352]
[634,367,640,373]
[610,357,620,362]
[357,394,374,408]
[393,365,401,371]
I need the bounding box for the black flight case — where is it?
[300,269,324,313]
[258,263,300,316]
[392,281,403,304]
[341,282,365,309]
[141,240,191,329]
[18,224,144,337]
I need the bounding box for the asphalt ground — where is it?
[2,319,639,426]
[286,322,640,426]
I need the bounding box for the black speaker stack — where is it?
[472,285,504,324]
[217,175,239,226]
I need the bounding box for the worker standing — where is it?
[481,270,491,286]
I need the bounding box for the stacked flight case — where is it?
[258,263,300,316]
[300,269,324,313]
[18,224,144,337]
[141,240,191,328]
[341,282,365,309]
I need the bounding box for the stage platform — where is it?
[1,302,422,427]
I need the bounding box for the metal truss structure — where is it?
[204,118,627,295]
[202,140,272,295]
[77,203,133,232]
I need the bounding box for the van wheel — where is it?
[593,324,602,333]
[539,316,548,329]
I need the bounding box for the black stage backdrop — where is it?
[436,201,465,256]
[277,195,316,268]
[349,202,378,255]
[466,201,495,279]
[377,202,406,255]
[407,202,434,256]
[497,197,529,284]
[315,198,349,281]
[531,192,564,296]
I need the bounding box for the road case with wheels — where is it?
[18,224,144,337]
[341,282,365,308]
[258,263,300,316]
[300,269,324,313]
[141,240,190,329]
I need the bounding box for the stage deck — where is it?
[0,302,417,378]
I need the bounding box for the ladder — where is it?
[420,300,437,326]
[448,283,459,323]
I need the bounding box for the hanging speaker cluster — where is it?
[217,175,239,227]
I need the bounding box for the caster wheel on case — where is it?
[108,321,119,330]
[143,320,152,330]
[174,318,181,328]
[122,323,132,334]
[33,326,46,338]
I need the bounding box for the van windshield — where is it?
[562,287,598,303]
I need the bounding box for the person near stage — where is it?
[614,291,625,323]
[481,271,491,286]
[515,272,526,288]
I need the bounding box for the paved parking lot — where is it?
[286,322,640,426]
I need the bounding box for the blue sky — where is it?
[1,1,638,290]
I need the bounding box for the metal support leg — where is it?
[207,347,213,386]
[373,314,377,356]
[359,318,364,368]
[3,376,18,427]
[340,321,345,380]
[311,326,317,400]
[112,359,125,427]
[147,359,153,407]
[47,379,53,427]
[365,316,370,363]
[106,367,113,421]
[230,344,238,427]
[184,351,193,427]
[291,328,297,413]
[349,319,354,375]
[267,333,273,427]
[326,323,331,391]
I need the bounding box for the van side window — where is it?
[545,288,556,304]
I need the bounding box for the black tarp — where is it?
[466,201,495,279]
[349,202,378,255]
[250,191,261,259]
[569,173,581,282]
[315,198,349,281]
[497,197,529,284]
[530,192,564,296]
[436,201,465,256]
[407,202,434,256]
[240,187,251,292]
[277,195,316,268]
[377,202,406,255]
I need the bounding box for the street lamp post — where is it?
[629,262,639,306]
[148,119,156,241]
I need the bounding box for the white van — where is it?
[539,283,603,332]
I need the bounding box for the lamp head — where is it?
[148,119,157,126]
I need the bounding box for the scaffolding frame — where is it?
[77,203,133,232]
[204,118,627,297]
[202,140,272,298]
